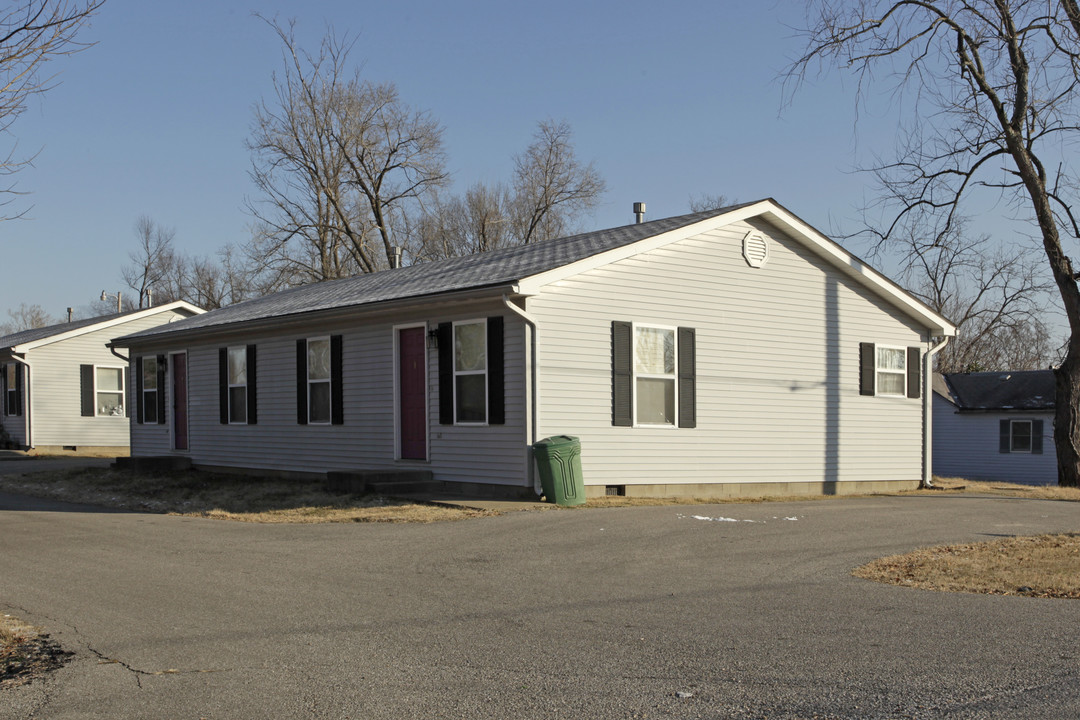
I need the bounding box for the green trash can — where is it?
[533,435,585,506]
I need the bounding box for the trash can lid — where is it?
[534,434,579,446]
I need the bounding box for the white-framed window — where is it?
[453,320,487,424]
[634,324,677,426]
[307,337,331,424]
[227,346,248,424]
[142,356,159,423]
[875,346,907,397]
[95,366,124,417]
[1010,420,1033,453]
[3,363,15,416]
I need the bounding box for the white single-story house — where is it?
[0,301,204,453]
[933,370,1056,485]
[111,199,955,497]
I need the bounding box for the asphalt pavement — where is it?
[2,488,1079,719]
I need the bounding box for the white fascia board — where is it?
[517,199,957,337]
[12,301,206,353]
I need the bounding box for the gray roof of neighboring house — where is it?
[117,202,758,343]
[936,370,1055,412]
[0,309,136,350]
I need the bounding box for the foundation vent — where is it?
[605,485,626,497]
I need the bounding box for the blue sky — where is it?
[5,0,910,319]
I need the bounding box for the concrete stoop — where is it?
[113,456,193,473]
[326,469,439,496]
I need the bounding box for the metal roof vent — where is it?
[633,202,646,224]
[742,231,769,268]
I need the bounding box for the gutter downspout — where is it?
[922,335,950,489]
[9,355,32,449]
[502,295,540,494]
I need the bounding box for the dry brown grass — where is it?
[855,534,1080,598]
[1,613,71,688]
[0,614,35,650]
[911,476,1080,502]
[0,467,493,524]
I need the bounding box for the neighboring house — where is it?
[933,370,1056,485]
[0,301,204,453]
[112,199,955,497]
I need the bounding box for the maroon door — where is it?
[399,327,426,459]
[172,353,188,451]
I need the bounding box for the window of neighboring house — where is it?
[634,325,677,426]
[454,320,487,424]
[1010,420,1033,453]
[96,367,124,417]
[142,356,159,423]
[228,346,248,424]
[875,346,907,396]
[306,337,332,424]
[4,364,15,416]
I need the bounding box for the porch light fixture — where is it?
[427,329,439,349]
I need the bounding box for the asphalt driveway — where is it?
[2,491,1079,719]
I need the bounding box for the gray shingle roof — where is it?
[939,370,1055,411]
[0,309,137,350]
[118,203,758,343]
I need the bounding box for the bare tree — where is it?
[413,121,605,261]
[0,1,104,218]
[0,302,53,334]
[121,215,177,307]
[412,182,517,261]
[512,120,605,245]
[688,194,733,213]
[246,18,447,287]
[898,219,1055,372]
[790,0,1080,486]
[181,246,252,310]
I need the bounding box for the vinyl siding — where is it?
[932,395,1055,485]
[529,218,928,487]
[15,310,193,448]
[130,305,529,485]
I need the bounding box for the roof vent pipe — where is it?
[633,202,646,224]
[391,245,403,269]
[67,307,73,323]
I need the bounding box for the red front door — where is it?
[399,327,426,460]
[172,353,188,451]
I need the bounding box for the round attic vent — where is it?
[742,231,769,268]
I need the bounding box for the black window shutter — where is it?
[123,367,129,418]
[155,355,166,424]
[487,317,505,425]
[859,343,875,396]
[1033,419,1044,454]
[906,347,921,399]
[135,357,144,424]
[218,348,228,424]
[438,322,453,425]
[678,327,696,428]
[296,339,308,425]
[1,364,6,415]
[331,334,344,425]
[80,364,95,417]
[246,344,258,425]
[13,364,22,417]
[999,419,1011,453]
[612,321,633,426]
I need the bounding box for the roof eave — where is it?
[111,284,522,349]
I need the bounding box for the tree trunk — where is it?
[1054,346,1080,486]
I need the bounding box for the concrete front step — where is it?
[326,469,435,495]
